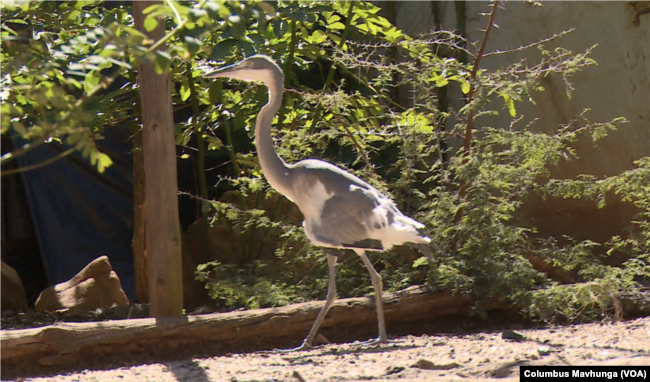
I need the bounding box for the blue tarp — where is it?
[14,128,135,300]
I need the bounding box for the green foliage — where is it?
[4,1,647,324]
[182,2,648,322]
[195,260,314,310]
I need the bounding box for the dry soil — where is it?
[14,315,650,382]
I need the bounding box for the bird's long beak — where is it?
[203,63,237,78]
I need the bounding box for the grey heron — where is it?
[205,55,434,351]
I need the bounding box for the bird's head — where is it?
[203,55,282,85]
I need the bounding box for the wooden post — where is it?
[132,130,148,303]
[133,1,183,317]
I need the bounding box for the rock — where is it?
[292,370,306,382]
[537,345,552,356]
[412,359,460,370]
[502,329,526,342]
[1,261,29,313]
[490,360,529,378]
[35,255,129,314]
[385,366,405,375]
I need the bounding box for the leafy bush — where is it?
[3,1,647,321]
[190,2,649,321]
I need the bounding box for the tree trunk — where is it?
[133,1,183,317]
[132,130,147,303]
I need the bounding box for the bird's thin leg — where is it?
[303,253,338,346]
[417,243,435,263]
[355,249,388,344]
[278,252,338,352]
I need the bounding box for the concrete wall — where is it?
[383,1,650,243]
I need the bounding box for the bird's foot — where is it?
[275,341,313,353]
[353,336,390,348]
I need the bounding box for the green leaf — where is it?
[184,35,202,58]
[412,257,429,268]
[208,82,222,104]
[273,18,288,38]
[154,50,171,75]
[66,132,84,146]
[97,152,113,173]
[180,84,191,102]
[206,136,223,150]
[211,39,237,60]
[11,121,26,136]
[307,29,327,44]
[500,93,517,117]
[327,14,341,24]
[188,8,207,22]
[204,2,220,18]
[460,81,470,95]
[84,71,99,94]
[143,15,159,32]
[229,15,246,38]
[435,77,448,87]
[122,26,147,46]
[237,40,256,57]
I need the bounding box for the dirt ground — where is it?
[11,315,649,382]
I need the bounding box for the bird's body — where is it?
[205,55,433,350]
[289,159,430,252]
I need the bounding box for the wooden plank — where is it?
[133,1,183,317]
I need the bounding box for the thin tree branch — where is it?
[330,110,374,170]
[455,0,499,229]
[1,146,76,176]
[483,29,574,57]
[463,0,499,153]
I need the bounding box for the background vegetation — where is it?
[2,0,648,323]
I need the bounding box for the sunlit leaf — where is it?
[96,152,113,173]
[143,15,158,32]
[500,93,517,117]
[180,84,191,102]
[83,70,99,93]
[460,81,470,95]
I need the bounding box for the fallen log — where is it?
[1,286,474,377]
[3,286,649,380]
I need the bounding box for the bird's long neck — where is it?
[255,76,293,198]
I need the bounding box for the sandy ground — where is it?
[14,315,650,382]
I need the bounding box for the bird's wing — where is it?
[308,184,390,251]
[292,159,428,251]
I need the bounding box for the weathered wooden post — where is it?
[133,1,183,317]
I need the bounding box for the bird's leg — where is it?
[417,243,435,263]
[303,253,338,346]
[355,249,388,344]
[278,252,338,352]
